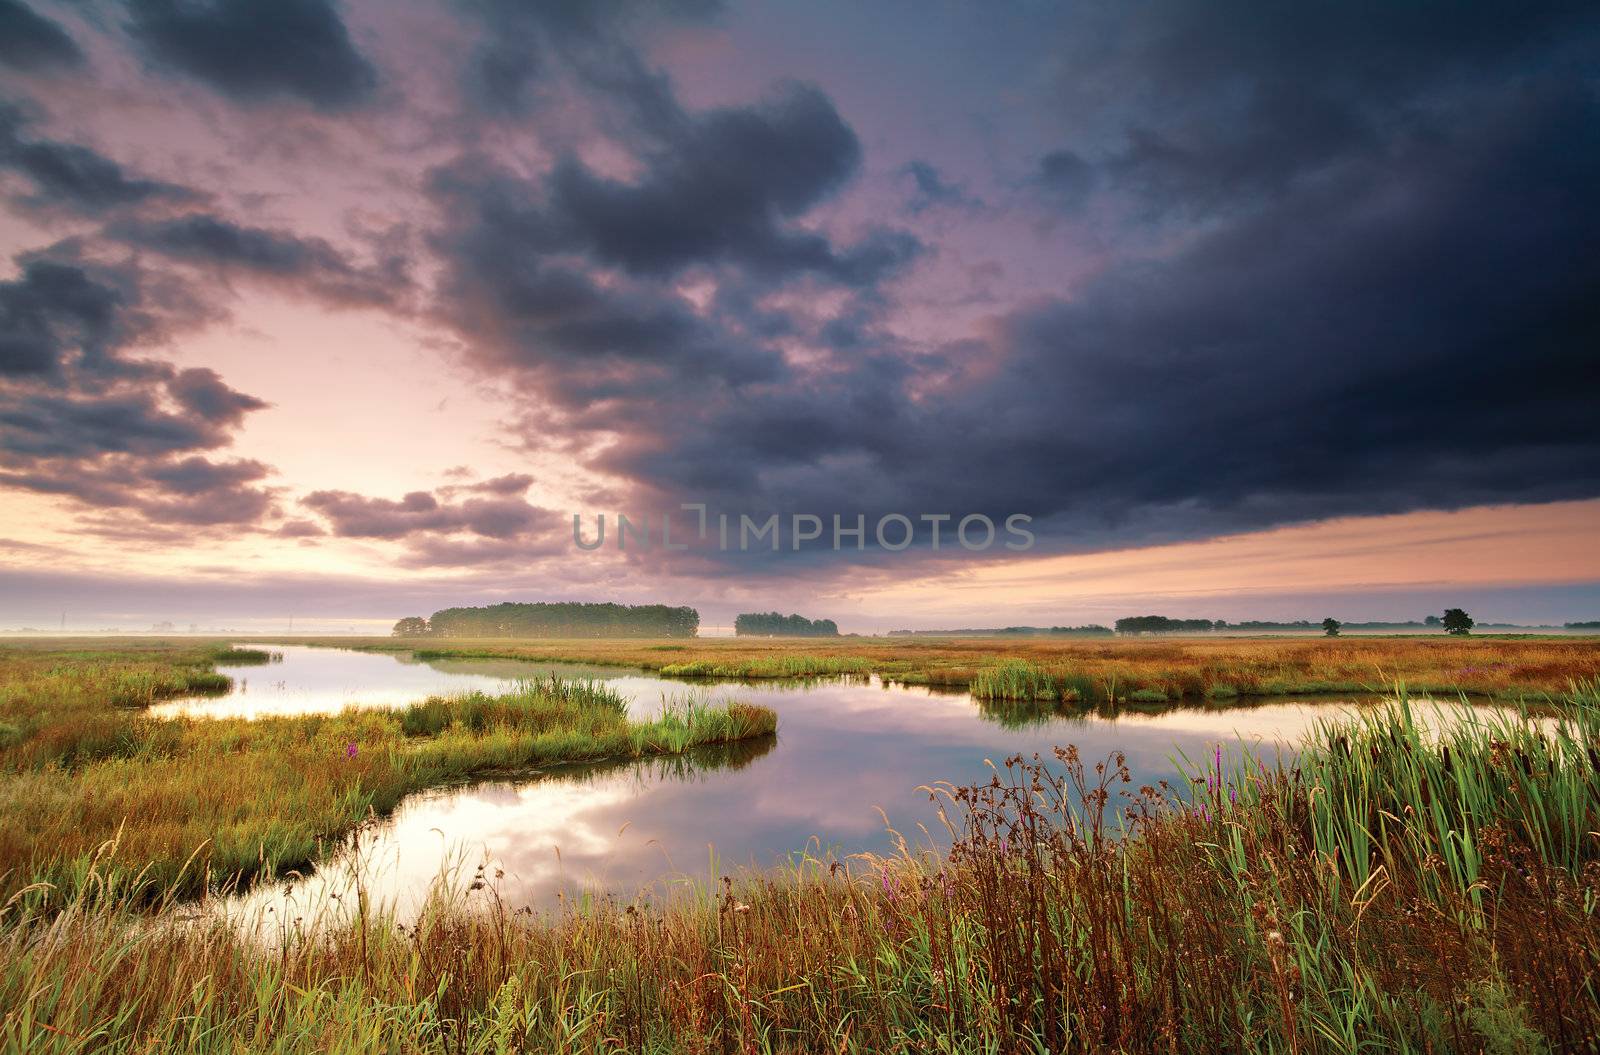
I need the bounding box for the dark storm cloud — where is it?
[0,104,194,216]
[1047,0,1600,220]
[1115,0,1598,99]
[459,0,721,114]
[1104,87,1375,218]
[527,83,917,283]
[662,83,1600,550]
[0,1,84,71]
[0,252,276,528]
[425,192,780,404]
[899,161,983,215]
[0,257,140,379]
[424,72,921,437]
[4,0,1592,578]
[123,0,377,111]
[455,71,1599,567]
[110,213,408,307]
[1032,150,1095,213]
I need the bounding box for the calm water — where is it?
[151,646,677,720]
[205,645,1486,922]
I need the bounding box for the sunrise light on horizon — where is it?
[2,0,1597,631]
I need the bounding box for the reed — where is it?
[0,646,776,907]
[1,684,1594,1052]
[659,655,875,679]
[969,658,1062,700]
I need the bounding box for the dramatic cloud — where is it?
[0,255,275,528]
[1045,0,1600,220]
[459,0,722,113]
[0,104,194,216]
[569,6,1600,560]
[303,485,547,542]
[301,478,563,568]
[1,258,145,380]
[421,68,926,491]
[598,83,1600,552]
[0,1,84,72]
[123,0,378,111]
[110,213,409,307]
[440,82,918,284]
[0,0,1596,614]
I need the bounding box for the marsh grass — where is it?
[210,647,283,666]
[2,684,1596,1052]
[658,655,875,679]
[969,658,1063,700]
[362,634,1600,702]
[0,646,776,908]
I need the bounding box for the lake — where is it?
[185,645,1485,923]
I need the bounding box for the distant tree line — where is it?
[887,625,1113,637]
[1567,621,1600,629]
[394,602,700,639]
[1110,614,1489,635]
[1115,616,1222,634]
[735,612,839,637]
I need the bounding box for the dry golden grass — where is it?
[279,632,1600,699]
[4,687,1597,1052]
[0,641,776,906]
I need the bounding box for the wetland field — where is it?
[1,634,1597,1053]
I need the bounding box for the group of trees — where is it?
[388,603,1501,641]
[393,602,700,639]
[1113,616,1221,635]
[1324,609,1474,636]
[734,612,840,637]
[1114,611,1480,637]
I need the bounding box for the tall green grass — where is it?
[659,655,874,679]
[969,660,1106,703]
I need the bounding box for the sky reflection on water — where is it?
[210,645,1494,925]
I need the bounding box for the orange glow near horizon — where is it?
[837,500,1600,623]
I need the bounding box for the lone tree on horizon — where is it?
[1442,608,1474,635]
[1322,617,1342,637]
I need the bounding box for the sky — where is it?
[1,0,1597,633]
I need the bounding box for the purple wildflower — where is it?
[345,742,358,759]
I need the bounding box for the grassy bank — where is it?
[0,643,776,905]
[310,633,1600,701]
[2,684,1596,1052]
